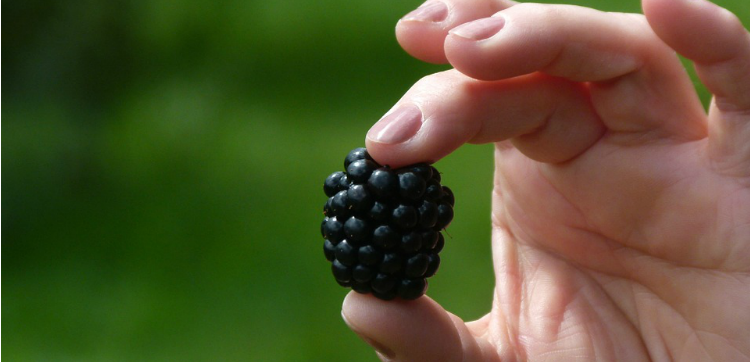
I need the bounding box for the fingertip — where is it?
[444,15,505,80]
[364,139,439,170]
[395,0,516,65]
[396,20,451,64]
[365,121,468,170]
[395,0,452,64]
[364,111,427,169]
[444,5,560,81]
[341,293,398,360]
[341,291,467,362]
[395,0,451,64]
[365,86,470,168]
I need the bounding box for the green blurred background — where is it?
[3,0,747,360]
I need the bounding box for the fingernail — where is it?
[342,312,397,359]
[401,1,448,23]
[367,104,423,144]
[449,16,505,40]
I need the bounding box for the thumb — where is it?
[341,292,500,362]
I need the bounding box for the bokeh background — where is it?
[3,0,748,360]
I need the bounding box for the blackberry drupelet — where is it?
[321,147,454,300]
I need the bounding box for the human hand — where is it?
[341,0,750,360]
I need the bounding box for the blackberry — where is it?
[321,147,454,300]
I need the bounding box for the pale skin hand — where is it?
[340,0,750,361]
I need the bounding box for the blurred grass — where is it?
[3,0,748,361]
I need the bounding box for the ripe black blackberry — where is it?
[321,147,454,300]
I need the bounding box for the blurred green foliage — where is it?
[3,0,748,360]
